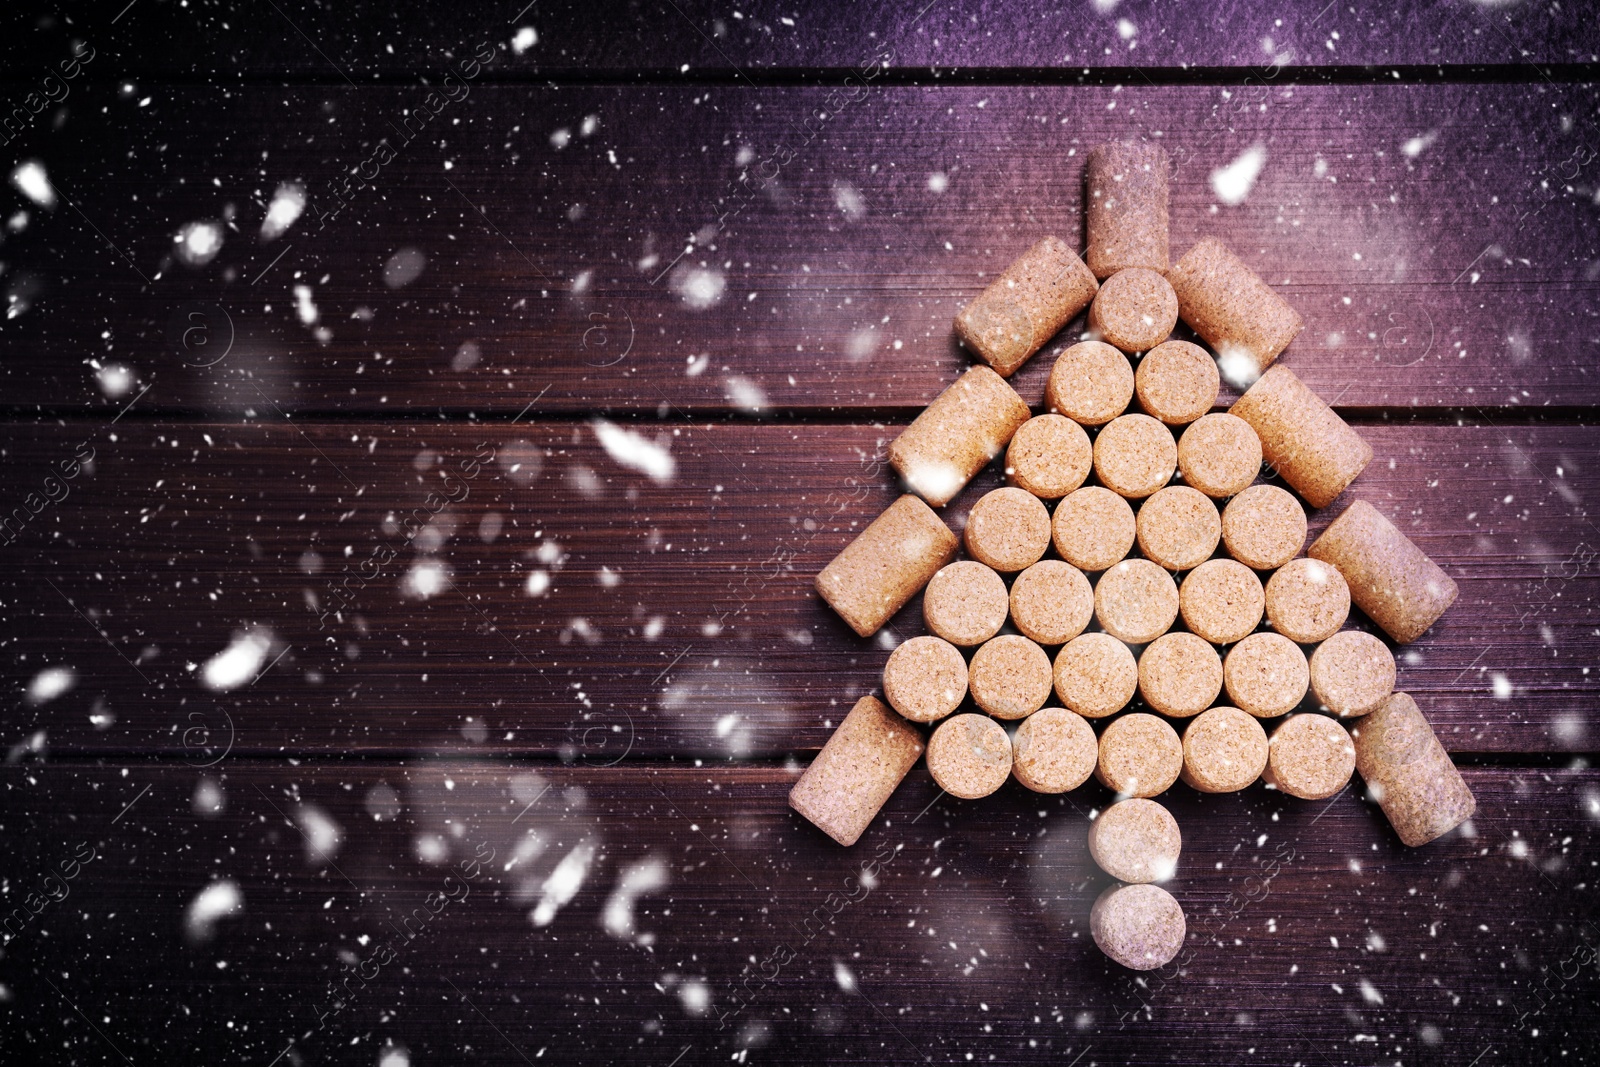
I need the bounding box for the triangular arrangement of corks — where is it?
[789,141,1477,971]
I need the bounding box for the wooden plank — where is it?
[0,84,1596,414]
[1,760,1595,1062]
[4,0,1595,79]
[3,420,1594,758]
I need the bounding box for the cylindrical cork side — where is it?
[1053,486,1137,572]
[1088,798,1181,883]
[926,713,1013,800]
[968,635,1054,720]
[924,560,1010,647]
[1096,713,1183,797]
[1006,414,1093,499]
[1308,498,1460,643]
[1222,484,1307,570]
[1085,141,1170,278]
[1012,707,1098,793]
[888,366,1032,507]
[1009,559,1094,646]
[1047,341,1135,426]
[1091,883,1186,970]
[954,235,1099,377]
[1179,707,1268,793]
[1165,237,1303,376]
[1264,713,1355,800]
[1229,365,1372,509]
[1136,340,1220,426]
[815,495,959,637]
[1351,692,1476,846]
[965,487,1052,572]
[789,695,925,846]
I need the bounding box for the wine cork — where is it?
[1308,499,1460,644]
[1135,340,1220,426]
[1052,486,1137,572]
[1093,414,1177,499]
[1165,237,1303,376]
[1265,557,1350,643]
[816,495,959,637]
[954,236,1099,377]
[1264,713,1355,800]
[1221,484,1306,570]
[1046,341,1134,426]
[1223,632,1309,718]
[1229,366,1371,509]
[1350,692,1476,847]
[1053,632,1138,718]
[1180,707,1268,793]
[926,712,1013,800]
[1137,632,1223,718]
[882,635,969,724]
[789,695,925,847]
[1177,413,1261,499]
[1088,798,1180,883]
[1309,629,1396,718]
[969,635,1054,721]
[1135,486,1221,571]
[1179,559,1264,645]
[1091,883,1186,971]
[964,487,1051,573]
[1096,712,1183,797]
[1009,559,1094,646]
[889,366,1031,507]
[1011,707,1098,793]
[1006,414,1092,500]
[923,560,1009,647]
[1088,268,1179,353]
[1095,558,1180,645]
[1085,141,1170,278]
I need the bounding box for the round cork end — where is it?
[1094,414,1177,500]
[1136,340,1219,426]
[1088,268,1179,353]
[1221,484,1306,570]
[1053,632,1138,718]
[965,487,1052,573]
[1089,798,1181,883]
[1266,713,1355,800]
[1096,712,1183,797]
[1180,707,1268,793]
[883,635,969,724]
[969,634,1054,720]
[923,560,1009,647]
[1010,559,1094,645]
[1309,629,1396,718]
[1006,414,1092,500]
[1011,707,1098,793]
[1136,485,1222,571]
[1265,558,1350,643]
[1177,413,1262,499]
[1223,632,1310,718]
[926,713,1012,800]
[1137,632,1223,718]
[1046,341,1134,426]
[1095,558,1180,645]
[1091,883,1186,971]
[1052,486,1137,572]
[1179,558,1265,645]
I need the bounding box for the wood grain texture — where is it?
[4,0,1595,78]
[3,421,1594,757]
[1,85,1596,414]
[0,761,1594,1065]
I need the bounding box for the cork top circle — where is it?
[1047,341,1133,426]
[1090,268,1179,353]
[1007,414,1092,500]
[1136,340,1219,425]
[1094,558,1180,645]
[1052,486,1137,572]
[1009,559,1094,646]
[1265,557,1351,643]
[882,635,969,724]
[926,713,1013,800]
[968,634,1054,720]
[1094,413,1178,499]
[965,487,1052,572]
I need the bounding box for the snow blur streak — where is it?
[592,419,675,482]
[532,841,597,926]
[602,856,670,939]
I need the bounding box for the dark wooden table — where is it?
[1,3,1597,1064]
